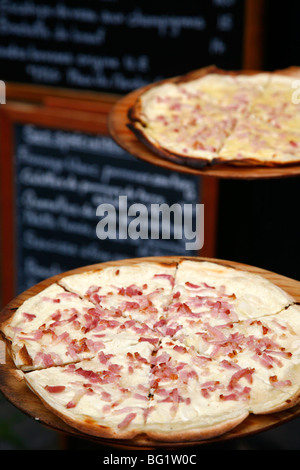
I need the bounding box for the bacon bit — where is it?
[166,323,184,337]
[108,364,122,374]
[65,402,76,411]
[269,375,292,387]
[115,269,120,275]
[173,345,187,354]
[118,285,143,297]
[102,404,111,413]
[229,368,255,390]
[201,380,221,398]
[85,285,101,296]
[98,351,113,364]
[44,385,66,393]
[127,351,148,364]
[51,311,62,322]
[185,281,201,289]
[139,336,160,346]
[154,274,175,287]
[117,412,137,429]
[290,140,298,147]
[133,393,148,401]
[219,359,240,370]
[75,368,99,381]
[23,313,36,321]
[34,352,56,367]
[66,389,87,409]
[101,391,112,401]
[68,337,90,356]
[123,301,140,310]
[220,387,251,401]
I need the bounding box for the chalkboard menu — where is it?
[0,0,245,94]
[13,123,200,293]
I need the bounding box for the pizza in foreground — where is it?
[1,259,300,443]
[127,65,300,168]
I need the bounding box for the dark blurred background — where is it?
[217,0,300,283]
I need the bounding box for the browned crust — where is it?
[17,345,33,367]
[127,65,300,169]
[255,389,300,415]
[144,412,250,443]
[0,316,13,338]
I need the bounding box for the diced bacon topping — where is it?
[154,274,175,287]
[139,336,160,346]
[127,351,148,364]
[86,285,101,296]
[101,391,112,401]
[185,281,201,289]
[201,381,221,398]
[228,368,254,389]
[123,301,140,310]
[173,345,187,353]
[98,351,113,364]
[23,313,36,321]
[118,285,143,297]
[117,412,137,429]
[44,385,66,393]
[34,352,58,367]
[66,389,89,409]
[220,387,251,402]
[133,393,148,401]
[269,375,292,387]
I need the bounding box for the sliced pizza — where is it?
[1,259,300,443]
[24,339,156,439]
[127,66,300,168]
[218,115,300,166]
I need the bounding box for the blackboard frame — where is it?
[0,101,218,308]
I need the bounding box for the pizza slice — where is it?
[129,98,237,166]
[218,114,300,166]
[171,260,293,320]
[249,74,300,132]
[0,284,100,370]
[24,339,156,440]
[144,337,250,441]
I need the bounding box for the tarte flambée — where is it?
[127,66,300,168]
[1,259,300,442]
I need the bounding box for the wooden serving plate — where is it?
[108,67,300,180]
[1,256,300,449]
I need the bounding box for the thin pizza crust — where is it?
[1,259,300,442]
[128,66,300,168]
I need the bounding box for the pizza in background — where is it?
[128,66,300,168]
